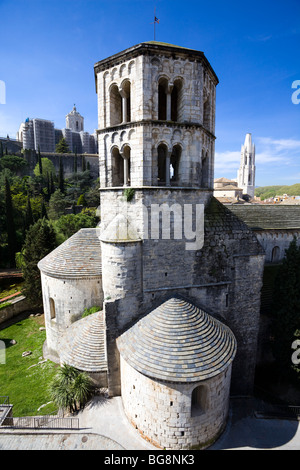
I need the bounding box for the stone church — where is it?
[38,42,265,449]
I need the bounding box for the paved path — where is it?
[0,397,300,451]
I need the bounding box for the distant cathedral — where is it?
[17,105,98,154]
[237,133,256,198]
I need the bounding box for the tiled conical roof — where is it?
[38,228,102,279]
[117,297,236,383]
[59,311,107,373]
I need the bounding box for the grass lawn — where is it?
[0,313,58,416]
[0,281,24,300]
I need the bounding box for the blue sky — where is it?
[0,0,299,187]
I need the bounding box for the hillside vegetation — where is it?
[255,184,300,200]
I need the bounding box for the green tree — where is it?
[55,138,69,154]
[25,192,34,230]
[33,157,56,179]
[5,177,17,267]
[49,364,94,413]
[81,155,86,172]
[22,218,58,306]
[0,155,28,173]
[41,200,48,219]
[54,211,98,239]
[58,155,65,194]
[48,189,68,220]
[271,238,300,376]
[38,147,42,175]
[77,194,87,206]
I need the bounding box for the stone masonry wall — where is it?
[120,357,232,449]
[41,273,103,359]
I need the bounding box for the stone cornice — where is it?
[94,42,219,90]
[96,119,216,140]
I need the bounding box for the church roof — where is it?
[59,311,107,373]
[225,204,300,230]
[38,228,102,279]
[117,297,236,383]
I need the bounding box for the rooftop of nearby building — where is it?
[225,204,300,230]
[59,311,107,373]
[38,228,102,279]
[117,297,236,383]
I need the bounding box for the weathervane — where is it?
[151,8,159,41]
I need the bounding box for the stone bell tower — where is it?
[94,42,264,398]
[94,42,219,394]
[237,133,256,199]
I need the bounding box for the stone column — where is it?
[123,156,129,186]
[166,151,171,186]
[166,84,173,121]
[119,89,128,124]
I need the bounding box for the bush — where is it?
[49,364,94,413]
[82,305,102,318]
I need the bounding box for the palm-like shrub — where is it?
[49,363,94,413]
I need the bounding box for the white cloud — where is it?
[214,136,300,183]
[214,150,240,172]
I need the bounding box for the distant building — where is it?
[213,177,243,201]
[237,133,256,198]
[17,105,98,154]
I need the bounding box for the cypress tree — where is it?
[50,171,55,194]
[38,146,42,175]
[22,218,58,306]
[41,201,48,219]
[58,155,65,194]
[46,172,50,200]
[81,155,86,172]
[25,192,34,230]
[5,177,17,267]
[0,141,3,158]
[74,150,78,174]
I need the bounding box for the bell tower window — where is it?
[158,78,168,120]
[157,143,172,185]
[201,150,209,188]
[170,144,181,183]
[203,98,211,130]
[110,84,122,126]
[119,80,131,124]
[112,145,131,187]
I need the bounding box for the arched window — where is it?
[203,98,210,130]
[122,145,131,186]
[171,79,183,122]
[271,246,280,263]
[157,143,168,183]
[110,84,122,126]
[112,146,131,187]
[120,80,131,123]
[201,150,209,188]
[170,144,181,183]
[112,147,124,186]
[158,78,168,120]
[191,385,208,417]
[49,298,56,321]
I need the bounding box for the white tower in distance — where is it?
[237,133,256,198]
[65,104,84,132]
